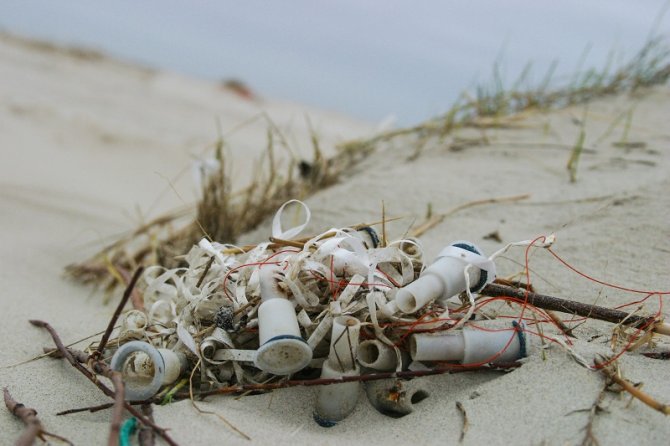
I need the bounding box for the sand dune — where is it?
[1,33,669,445]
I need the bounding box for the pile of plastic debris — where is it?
[109,200,528,426]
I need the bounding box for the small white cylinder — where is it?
[158,348,187,384]
[462,327,521,365]
[314,360,361,426]
[328,316,361,372]
[410,332,465,362]
[110,341,186,401]
[357,340,397,371]
[255,298,313,375]
[410,325,525,365]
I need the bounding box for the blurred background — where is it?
[1,0,668,125]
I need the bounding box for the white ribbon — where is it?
[272,199,311,240]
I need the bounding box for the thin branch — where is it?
[139,404,156,446]
[185,362,518,400]
[4,387,72,446]
[482,283,664,332]
[93,266,145,358]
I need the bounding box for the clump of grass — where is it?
[68,38,670,292]
[67,124,346,294]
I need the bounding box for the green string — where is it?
[119,417,138,446]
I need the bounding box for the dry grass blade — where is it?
[410,194,530,237]
[188,358,251,441]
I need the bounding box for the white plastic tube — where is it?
[396,242,490,314]
[314,315,362,426]
[328,316,361,372]
[110,341,187,401]
[410,324,526,365]
[357,340,397,371]
[255,264,312,375]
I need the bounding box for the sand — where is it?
[1,33,669,445]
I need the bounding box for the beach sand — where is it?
[1,33,669,445]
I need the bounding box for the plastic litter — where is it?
[101,200,538,425]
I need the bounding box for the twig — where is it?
[596,358,670,415]
[30,320,180,446]
[579,385,607,446]
[4,387,73,446]
[116,265,146,311]
[268,237,305,249]
[185,362,519,399]
[93,266,144,359]
[196,256,215,288]
[455,401,469,443]
[410,194,530,237]
[482,283,668,334]
[139,404,156,446]
[58,402,116,415]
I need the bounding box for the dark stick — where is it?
[482,283,655,328]
[139,404,156,446]
[30,320,180,446]
[117,265,146,311]
[58,402,116,416]
[196,256,215,288]
[185,362,518,399]
[93,266,145,359]
[4,387,72,446]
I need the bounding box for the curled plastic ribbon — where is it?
[272,199,311,240]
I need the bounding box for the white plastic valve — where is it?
[395,241,495,314]
[110,341,187,401]
[410,323,526,365]
[255,264,313,375]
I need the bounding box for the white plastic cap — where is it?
[255,298,312,375]
[314,360,361,426]
[110,341,186,401]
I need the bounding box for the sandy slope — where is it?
[1,33,669,445]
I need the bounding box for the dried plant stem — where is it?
[410,194,530,237]
[188,358,251,441]
[455,401,469,443]
[29,320,180,446]
[116,265,146,311]
[596,359,670,415]
[57,401,119,416]
[93,266,144,359]
[187,362,518,399]
[4,387,73,446]
[579,385,607,446]
[139,404,156,446]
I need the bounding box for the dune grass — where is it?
[67,38,670,293]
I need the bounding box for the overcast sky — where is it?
[1,1,668,124]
